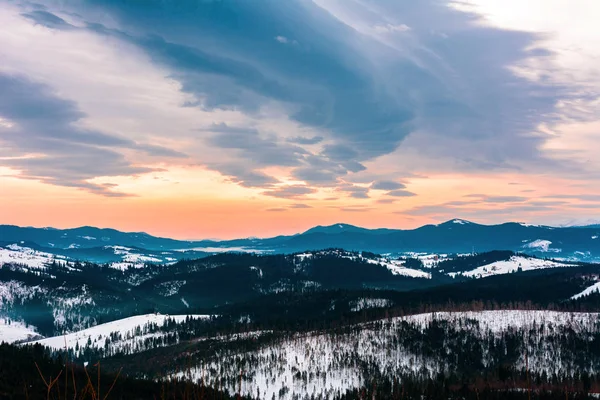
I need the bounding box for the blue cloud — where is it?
[286,136,324,145]
[386,190,416,197]
[0,73,184,195]
[371,181,406,191]
[47,0,415,158]
[3,0,583,199]
[21,10,74,29]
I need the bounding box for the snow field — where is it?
[0,319,41,343]
[177,310,600,400]
[31,314,212,355]
[458,256,575,278]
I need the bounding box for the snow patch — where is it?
[0,318,41,344]
[571,282,600,300]
[156,280,186,297]
[177,247,273,254]
[30,314,211,353]
[459,256,575,278]
[0,281,45,307]
[350,298,393,312]
[370,258,431,279]
[523,239,559,252]
[294,253,313,261]
[250,266,264,278]
[0,245,60,269]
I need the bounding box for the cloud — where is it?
[289,203,312,209]
[263,185,316,199]
[208,163,280,188]
[371,180,406,190]
[321,144,358,161]
[200,122,367,189]
[205,123,306,168]
[274,35,298,45]
[286,136,323,145]
[527,200,569,207]
[292,167,340,185]
[401,202,557,218]
[0,73,185,195]
[21,10,75,30]
[569,203,600,209]
[40,1,416,173]
[265,207,287,212]
[339,206,374,212]
[373,23,411,33]
[376,198,396,204]
[444,200,473,206]
[310,0,578,175]
[543,194,600,202]
[1,0,594,210]
[483,196,528,203]
[386,190,416,197]
[136,144,188,158]
[336,184,370,199]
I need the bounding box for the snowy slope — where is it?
[176,310,600,400]
[291,250,431,279]
[456,256,575,278]
[0,280,45,307]
[364,258,431,278]
[399,310,599,332]
[349,298,393,312]
[106,245,165,270]
[571,281,600,300]
[0,243,178,272]
[333,250,431,279]
[0,244,63,269]
[394,252,456,268]
[32,314,211,355]
[0,318,41,344]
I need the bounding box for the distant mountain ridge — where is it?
[0,224,192,250]
[2,219,600,261]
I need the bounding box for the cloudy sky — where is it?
[1,0,599,239]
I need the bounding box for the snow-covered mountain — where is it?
[4,220,600,261]
[174,310,600,400]
[0,245,597,345]
[10,308,600,400]
[0,242,210,269]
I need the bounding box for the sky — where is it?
[0,0,599,239]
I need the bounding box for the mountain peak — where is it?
[439,219,474,226]
[302,223,365,235]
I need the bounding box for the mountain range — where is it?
[2,219,600,263]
